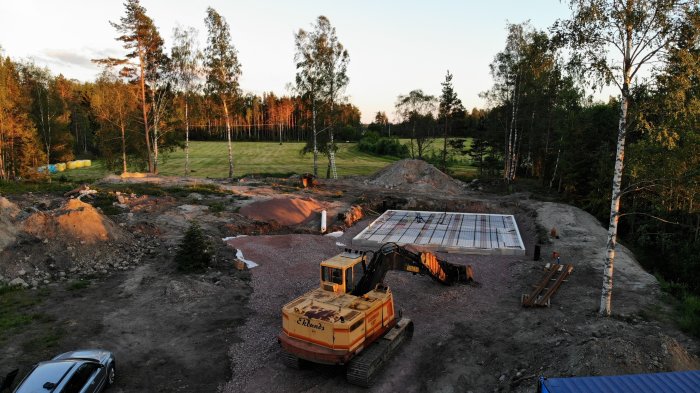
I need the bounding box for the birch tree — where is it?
[171,26,202,177]
[204,7,241,179]
[485,23,528,183]
[558,0,688,316]
[318,16,349,178]
[295,16,349,177]
[395,90,437,159]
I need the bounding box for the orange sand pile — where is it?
[239,197,323,226]
[23,199,123,244]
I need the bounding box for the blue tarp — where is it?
[37,164,58,174]
[540,370,700,393]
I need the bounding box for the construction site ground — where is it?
[1,160,698,393]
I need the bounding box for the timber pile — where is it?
[522,263,574,307]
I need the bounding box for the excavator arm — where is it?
[350,243,473,296]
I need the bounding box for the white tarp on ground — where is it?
[223,236,257,268]
[235,249,258,268]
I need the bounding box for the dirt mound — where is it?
[23,198,125,244]
[0,196,20,251]
[239,197,323,226]
[369,159,464,194]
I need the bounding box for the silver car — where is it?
[11,349,115,393]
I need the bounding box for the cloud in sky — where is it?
[40,49,93,68]
[30,47,124,78]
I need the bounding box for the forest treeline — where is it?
[0,57,362,176]
[0,2,362,179]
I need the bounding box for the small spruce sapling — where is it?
[175,222,211,272]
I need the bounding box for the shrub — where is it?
[679,294,700,337]
[357,132,409,157]
[175,222,212,273]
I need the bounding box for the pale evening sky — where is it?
[0,1,574,123]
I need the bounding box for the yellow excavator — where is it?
[278,243,473,387]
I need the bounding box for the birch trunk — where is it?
[138,44,153,173]
[151,89,159,175]
[0,117,5,180]
[599,90,629,316]
[599,4,636,316]
[185,99,190,176]
[410,121,416,158]
[312,101,318,177]
[442,118,449,172]
[506,78,519,182]
[120,123,127,174]
[222,98,234,179]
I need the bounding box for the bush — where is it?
[679,294,700,337]
[357,132,409,157]
[175,222,212,273]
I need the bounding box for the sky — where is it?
[0,1,575,123]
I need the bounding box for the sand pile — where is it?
[23,198,124,244]
[239,197,323,226]
[369,159,464,194]
[0,196,20,251]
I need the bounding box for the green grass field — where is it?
[52,140,476,181]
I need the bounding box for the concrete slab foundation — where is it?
[352,210,526,256]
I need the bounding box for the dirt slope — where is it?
[0,196,20,252]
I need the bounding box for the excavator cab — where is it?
[319,251,365,294]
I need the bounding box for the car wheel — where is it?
[106,364,116,387]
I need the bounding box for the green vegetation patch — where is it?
[679,294,700,337]
[67,279,91,291]
[0,285,54,344]
[0,180,77,195]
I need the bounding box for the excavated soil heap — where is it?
[0,196,20,251]
[23,199,124,244]
[239,197,323,226]
[369,159,464,194]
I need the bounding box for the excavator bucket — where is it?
[408,246,473,285]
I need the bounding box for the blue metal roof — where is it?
[540,370,700,393]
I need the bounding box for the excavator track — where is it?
[346,318,414,387]
[281,351,305,369]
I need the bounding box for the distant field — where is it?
[53,141,476,181]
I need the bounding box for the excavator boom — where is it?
[351,243,473,296]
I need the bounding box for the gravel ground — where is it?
[221,215,531,393]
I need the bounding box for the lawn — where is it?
[52,141,476,181]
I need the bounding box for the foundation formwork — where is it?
[352,210,526,256]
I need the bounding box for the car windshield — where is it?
[61,363,99,393]
[14,362,75,393]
